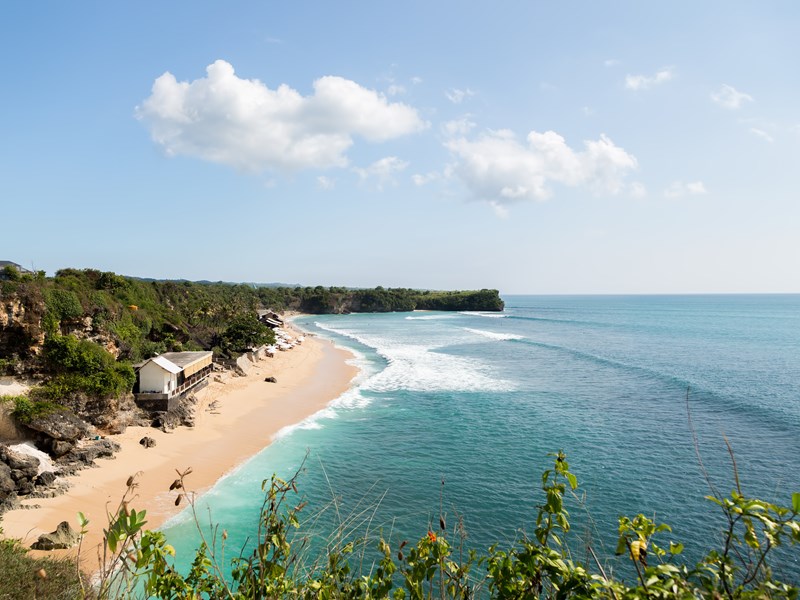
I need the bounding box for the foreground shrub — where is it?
[75,452,800,599]
[0,535,88,599]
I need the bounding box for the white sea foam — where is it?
[315,322,514,393]
[272,388,371,441]
[404,315,457,320]
[463,327,524,341]
[459,311,508,318]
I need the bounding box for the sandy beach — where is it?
[0,331,357,569]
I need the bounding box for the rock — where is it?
[64,439,120,467]
[0,445,39,488]
[264,376,277,383]
[50,440,74,458]
[151,394,197,431]
[0,463,15,501]
[25,410,90,442]
[139,436,156,448]
[31,521,79,551]
[35,471,56,487]
[0,444,39,473]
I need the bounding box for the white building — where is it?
[135,351,213,410]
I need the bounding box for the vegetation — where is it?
[0,534,87,600]
[9,395,67,424]
[2,452,794,598]
[1,269,503,373]
[32,334,135,401]
[219,314,276,354]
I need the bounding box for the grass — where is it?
[0,537,88,599]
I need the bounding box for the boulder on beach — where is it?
[31,521,79,550]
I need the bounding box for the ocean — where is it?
[161,294,800,583]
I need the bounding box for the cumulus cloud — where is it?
[749,127,774,143]
[354,156,409,190]
[445,88,475,104]
[442,117,476,137]
[625,67,674,91]
[711,84,753,109]
[444,129,638,205]
[136,60,427,172]
[664,180,707,198]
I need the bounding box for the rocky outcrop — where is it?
[0,294,45,360]
[25,409,90,442]
[31,521,79,550]
[57,391,140,431]
[23,409,91,457]
[151,394,198,431]
[0,443,41,511]
[139,436,156,448]
[59,438,120,469]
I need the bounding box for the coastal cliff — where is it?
[0,268,502,512]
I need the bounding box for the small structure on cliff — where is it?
[134,351,213,411]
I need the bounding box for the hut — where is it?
[134,351,213,411]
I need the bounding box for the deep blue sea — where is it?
[161,295,800,584]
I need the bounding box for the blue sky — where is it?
[2,2,798,294]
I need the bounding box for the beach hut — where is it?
[134,351,213,411]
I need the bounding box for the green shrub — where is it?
[10,396,66,424]
[75,453,800,599]
[44,288,83,322]
[38,335,135,399]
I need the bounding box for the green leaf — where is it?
[615,536,627,556]
[792,492,800,514]
[669,542,684,555]
[565,472,578,490]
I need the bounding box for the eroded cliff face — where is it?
[0,292,120,367]
[0,295,45,361]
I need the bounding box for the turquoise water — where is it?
[161,295,800,582]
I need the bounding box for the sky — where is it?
[1,2,798,294]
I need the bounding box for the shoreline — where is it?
[0,329,358,569]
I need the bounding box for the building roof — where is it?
[160,351,213,368]
[0,260,33,273]
[149,355,182,374]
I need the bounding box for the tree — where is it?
[220,314,275,353]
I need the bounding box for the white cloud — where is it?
[581,106,595,117]
[136,60,427,173]
[664,180,707,198]
[749,127,774,143]
[711,84,753,110]
[489,201,510,219]
[445,88,475,104]
[354,156,409,190]
[317,176,335,190]
[445,129,638,205]
[387,84,406,96]
[442,117,476,137]
[411,76,423,85]
[412,172,439,186]
[604,59,620,67]
[625,67,674,91]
